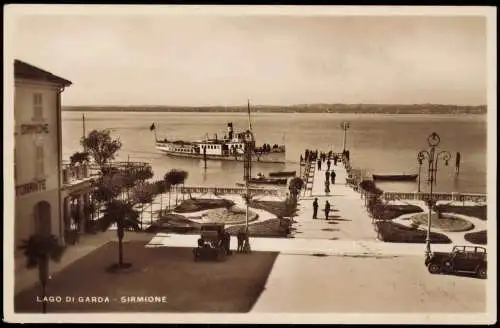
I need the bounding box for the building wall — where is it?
[14,79,63,263]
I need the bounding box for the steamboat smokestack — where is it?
[227,122,233,139]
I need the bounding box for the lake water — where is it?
[62,111,487,194]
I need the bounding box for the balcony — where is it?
[62,162,93,186]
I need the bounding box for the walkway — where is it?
[292,160,377,241]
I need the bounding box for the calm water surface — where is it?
[62,112,487,194]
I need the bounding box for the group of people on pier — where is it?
[312,198,332,220]
[301,149,343,165]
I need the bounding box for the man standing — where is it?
[237,229,245,253]
[324,201,331,220]
[331,170,336,184]
[312,198,318,219]
[333,155,338,166]
[327,159,331,171]
[317,159,322,170]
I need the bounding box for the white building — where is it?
[14,60,72,265]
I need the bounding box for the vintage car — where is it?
[193,223,228,262]
[425,245,487,279]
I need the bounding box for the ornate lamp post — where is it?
[417,132,451,259]
[340,121,350,153]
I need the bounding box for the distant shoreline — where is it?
[62,104,486,115]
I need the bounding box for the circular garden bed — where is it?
[410,212,474,232]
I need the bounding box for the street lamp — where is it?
[417,132,451,259]
[340,121,350,153]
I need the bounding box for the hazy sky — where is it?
[12,14,487,106]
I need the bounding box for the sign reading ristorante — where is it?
[15,179,46,197]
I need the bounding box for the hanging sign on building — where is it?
[15,179,47,197]
[20,123,49,135]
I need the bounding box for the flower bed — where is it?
[249,200,296,218]
[202,207,258,225]
[174,198,235,213]
[464,230,487,245]
[145,213,201,233]
[374,204,424,220]
[410,213,475,232]
[226,218,291,238]
[374,220,452,244]
[436,204,487,221]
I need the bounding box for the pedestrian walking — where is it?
[334,155,338,166]
[324,201,331,220]
[331,170,336,184]
[327,159,331,171]
[324,179,330,194]
[317,159,322,170]
[237,229,245,253]
[312,198,318,219]
[325,170,330,180]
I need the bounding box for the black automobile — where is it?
[425,245,487,279]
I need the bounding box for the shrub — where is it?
[359,180,383,196]
[464,230,487,245]
[375,221,451,244]
[436,204,487,221]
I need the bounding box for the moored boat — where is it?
[151,101,286,164]
[372,174,418,181]
[269,171,296,177]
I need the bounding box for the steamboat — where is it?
[152,101,286,164]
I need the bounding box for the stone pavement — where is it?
[13,231,152,296]
[292,159,377,241]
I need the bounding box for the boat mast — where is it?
[247,99,253,133]
[82,113,87,152]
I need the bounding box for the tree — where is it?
[82,129,157,271]
[69,151,90,166]
[98,199,141,270]
[18,234,65,313]
[131,182,156,229]
[154,180,170,215]
[164,169,188,207]
[81,129,122,169]
[288,177,304,205]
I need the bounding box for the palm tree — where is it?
[18,234,65,313]
[98,199,140,270]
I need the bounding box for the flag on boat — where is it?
[150,123,156,131]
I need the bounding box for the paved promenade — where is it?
[293,160,377,241]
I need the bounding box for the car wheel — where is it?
[477,267,487,279]
[428,263,441,274]
[442,260,453,273]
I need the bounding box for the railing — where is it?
[381,191,487,203]
[62,163,92,185]
[179,185,286,197]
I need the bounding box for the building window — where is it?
[35,144,45,177]
[33,93,43,121]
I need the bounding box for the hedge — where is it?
[375,220,452,244]
[464,230,487,245]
